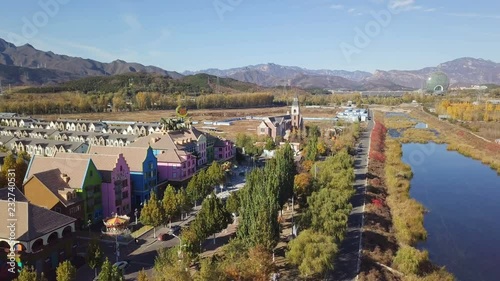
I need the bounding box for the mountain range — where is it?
[1,37,499,91]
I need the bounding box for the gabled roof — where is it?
[88,146,151,172]
[0,135,15,145]
[156,149,192,164]
[129,133,181,150]
[0,189,76,241]
[54,152,126,182]
[25,155,91,188]
[0,187,28,202]
[29,169,83,206]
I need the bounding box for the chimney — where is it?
[60,173,70,184]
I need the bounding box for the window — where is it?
[122,179,128,187]
[122,191,128,199]
[89,170,93,177]
[120,166,123,172]
[219,148,222,151]
[173,173,177,178]
[261,128,266,133]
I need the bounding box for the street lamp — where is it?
[134,208,138,225]
[171,233,186,259]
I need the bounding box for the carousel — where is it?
[102,213,131,235]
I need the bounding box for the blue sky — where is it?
[0,0,499,73]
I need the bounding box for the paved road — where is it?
[330,117,373,281]
[75,165,250,281]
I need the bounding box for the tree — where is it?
[15,153,28,189]
[176,187,191,220]
[186,174,203,207]
[225,191,240,215]
[317,140,327,156]
[98,258,124,281]
[237,167,280,251]
[206,161,225,189]
[14,266,46,281]
[162,185,179,227]
[221,243,274,281]
[137,269,150,281]
[195,258,225,281]
[56,260,76,281]
[306,188,352,242]
[86,237,103,278]
[393,246,429,275]
[154,247,192,281]
[198,192,232,244]
[274,143,297,213]
[286,229,338,279]
[140,192,165,238]
[294,172,313,204]
[264,137,276,151]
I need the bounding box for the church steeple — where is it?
[291,96,302,130]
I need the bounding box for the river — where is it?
[402,143,500,281]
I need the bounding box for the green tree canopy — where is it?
[225,191,240,215]
[97,258,124,281]
[305,188,352,242]
[286,229,338,279]
[162,185,179,226]
[140,192,165,238]
[186,174,203,207]
[86,236,103,278]
[197,192,232,243]
[176,187,191,220]
[237,166,280,251]
[56,260,76,281]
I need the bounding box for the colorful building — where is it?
[24,156,104,224]
[0,188,76,280]
[87,146,158,209]
[54,152,132,218]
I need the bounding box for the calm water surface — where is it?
[402,143,500,281]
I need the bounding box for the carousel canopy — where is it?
[103,214,130,227]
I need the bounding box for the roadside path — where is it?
[330,117,373,281]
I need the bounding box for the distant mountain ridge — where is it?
[0,38,182,85]
[1,37,499,91]
[186,58,500,90]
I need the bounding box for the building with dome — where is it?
[426,72,450,94]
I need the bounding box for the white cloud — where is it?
[389,0,422,11]
[330,4,344,10]
[445,13,500,19]
[348,8,356,13]
[424,8,436,12]
[122,14,142,31]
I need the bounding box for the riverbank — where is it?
[409,109,500,174]
[359,111,454,281]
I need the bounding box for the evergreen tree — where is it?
[162,185,179,227]
[56,260,76,281]
[274,143,296,212]
[225,191,240,215]
[198,192,232,244]
[140,192,165,238]
[237,167,280,251]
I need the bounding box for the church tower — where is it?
[291,96,303,130]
